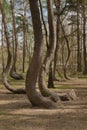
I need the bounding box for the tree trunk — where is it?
[60,19,71,79]
[1,21,5,72]
[10,0,23,80]
[0,0,25,94]
[82,0,87,74]
[77,0,82,72]
[10,0,17,72]
[48,63,54,88]
[23,3,27,73]
[38,0,60,102]
[39,0,54,88]
[26,0,56,109]
[39,0,49,48]
[0,0,12,90]
[54,0,60,80]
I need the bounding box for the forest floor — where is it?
[0,78,87,130]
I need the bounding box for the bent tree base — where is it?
[25,0,58,109]
[25,0,77,109]
[10,71,24,80]
[2,72,26,94]
[26,89,57,109]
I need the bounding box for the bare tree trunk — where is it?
[26,0,56,109]
[39,0,49,48]
[0,0,25,94]
[38,0,74,101]
[10,0,23,80]
[38,0,59,101]
[0,0,12,91]
[1,21,5,72]
[60,19,71,79]
[77,0,82,72]
[39,0,54,88]
[10,0,17,72]
[54,0,60,80]
[23,3,27,73]
[82,0,87,74]
[48,63,54,88]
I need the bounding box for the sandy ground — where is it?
[0,78,87,130]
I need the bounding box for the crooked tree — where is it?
[38,0,58,100]
[26,0,56,109]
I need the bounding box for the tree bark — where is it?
[82,0,87,74]
[0,0,12,91]
[39,0,49,48]
[10,0,23,80]
[38,0,59,102]
[77,0,82,72]
[0,0,25,94]
[60,19,71,79]
[1,21,5,72]
[48,63,54,88]
[26,0,56,109]
[54,0,60,80]
[23,2,27,73]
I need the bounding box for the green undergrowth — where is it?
[78,75,87,79]
[8,77,24,85]
[69,72,87,79]
[0,111,7,116]
[55,85,78,89]
[0,74,25,88]
[77,72,87,79]
[0,71,87,90]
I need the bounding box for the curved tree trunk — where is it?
[10,0,17,73]
[0,0,25,94]
[38,0,59,101]
[38,0,76,102]
[39,0,54,88]
[26,0,56,109]
[10,0,23,80]
[0,0,12,87]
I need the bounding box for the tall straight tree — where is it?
[54,0,60,80]
[77,0,81,72]
[82,0,87,74]
[23,2,27,73]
